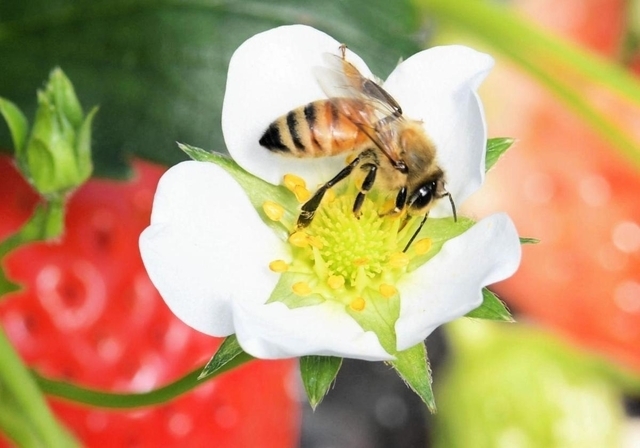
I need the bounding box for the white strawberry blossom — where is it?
[139,25,521,361]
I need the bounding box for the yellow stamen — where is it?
[293,185,311,203]
[388,252,410,269]
[379,198,396,216]
[283,173,306,191]
[327,275,345,289]
[308,235,324,249]
[292,282,312,296]
[322,188,336,204]
[379,283,398,298]
[353,257,369,267]
[262,201,284,222]
[289,230,309,247]
[414,238,432,255]
[350,297,366,311]
[269,260,289,273]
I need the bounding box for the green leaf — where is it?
[0,97,28,152]
[465,288,514,322]
[179,143,297,237]
[520,237,540,245]
[485,137,515,172]
[198,335,253,380]
[299,355,343,409]
[389,342,436,413]
[0,0,422,177]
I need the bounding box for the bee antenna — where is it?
[403,213,428,253]
[447,193,457,222]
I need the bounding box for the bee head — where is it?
[407,177,457,220]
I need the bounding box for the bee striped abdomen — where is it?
[259,99,368,157]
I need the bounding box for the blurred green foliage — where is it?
[0,0,422,178]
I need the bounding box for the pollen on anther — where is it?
[308,235,324,249]
[379,283,397,298]
[269,260,289,273]
[262,201,284,222]
[322,188,336,204]
[353,257,369,267]
[350,297,366,311]
[283,173,306,191]
[292,281,312,296]
[327,275,345,289]
[388,252,410,268]
[293,185,311,203]
[414,238,432,255]
[289,231,309,247]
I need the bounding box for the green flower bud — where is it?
[16,68,97,197]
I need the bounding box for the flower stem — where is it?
[33,355,254,409]
[0,327,78,447]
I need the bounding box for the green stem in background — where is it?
[419,0,640,169]
[0,327,78,447]
[0,197,65,294]
[34,354,253,409]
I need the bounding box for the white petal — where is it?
[395,213,521,350]
[383,46,494,216]
[222,24,372,188]
[232,299,392,361]
[139,161,287,336]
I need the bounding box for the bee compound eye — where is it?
[409,184,434,210]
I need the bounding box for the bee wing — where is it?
[314,53,405,165]
[315,53,403,118]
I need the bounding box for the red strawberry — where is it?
[471,0,640,371]
[0,155,299,447]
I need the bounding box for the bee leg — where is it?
[403,213,429,253]
[352,163,378,218]
[297,154,362,228]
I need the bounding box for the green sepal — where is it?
[267,272,325,308]
[198,335,254,380]
[299,355,343,410]
[465,288,514,322]
[520,237,540,244]
[389,342,436,413]
[485,137,515,172]
[179,143,298,239]
[346,287,400,355]
[407,217,475,272]
[0,97,29,152]
[74,106,99,186]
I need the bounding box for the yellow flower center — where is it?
[265,174,434,311]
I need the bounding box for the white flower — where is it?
[139,25,521,361]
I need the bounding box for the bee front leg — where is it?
[297,154,362,228]
[352,163,378,218]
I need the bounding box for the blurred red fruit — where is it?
[471,0,640,371]
[0,155,300,447]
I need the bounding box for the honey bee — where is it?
[259,45,456,251]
